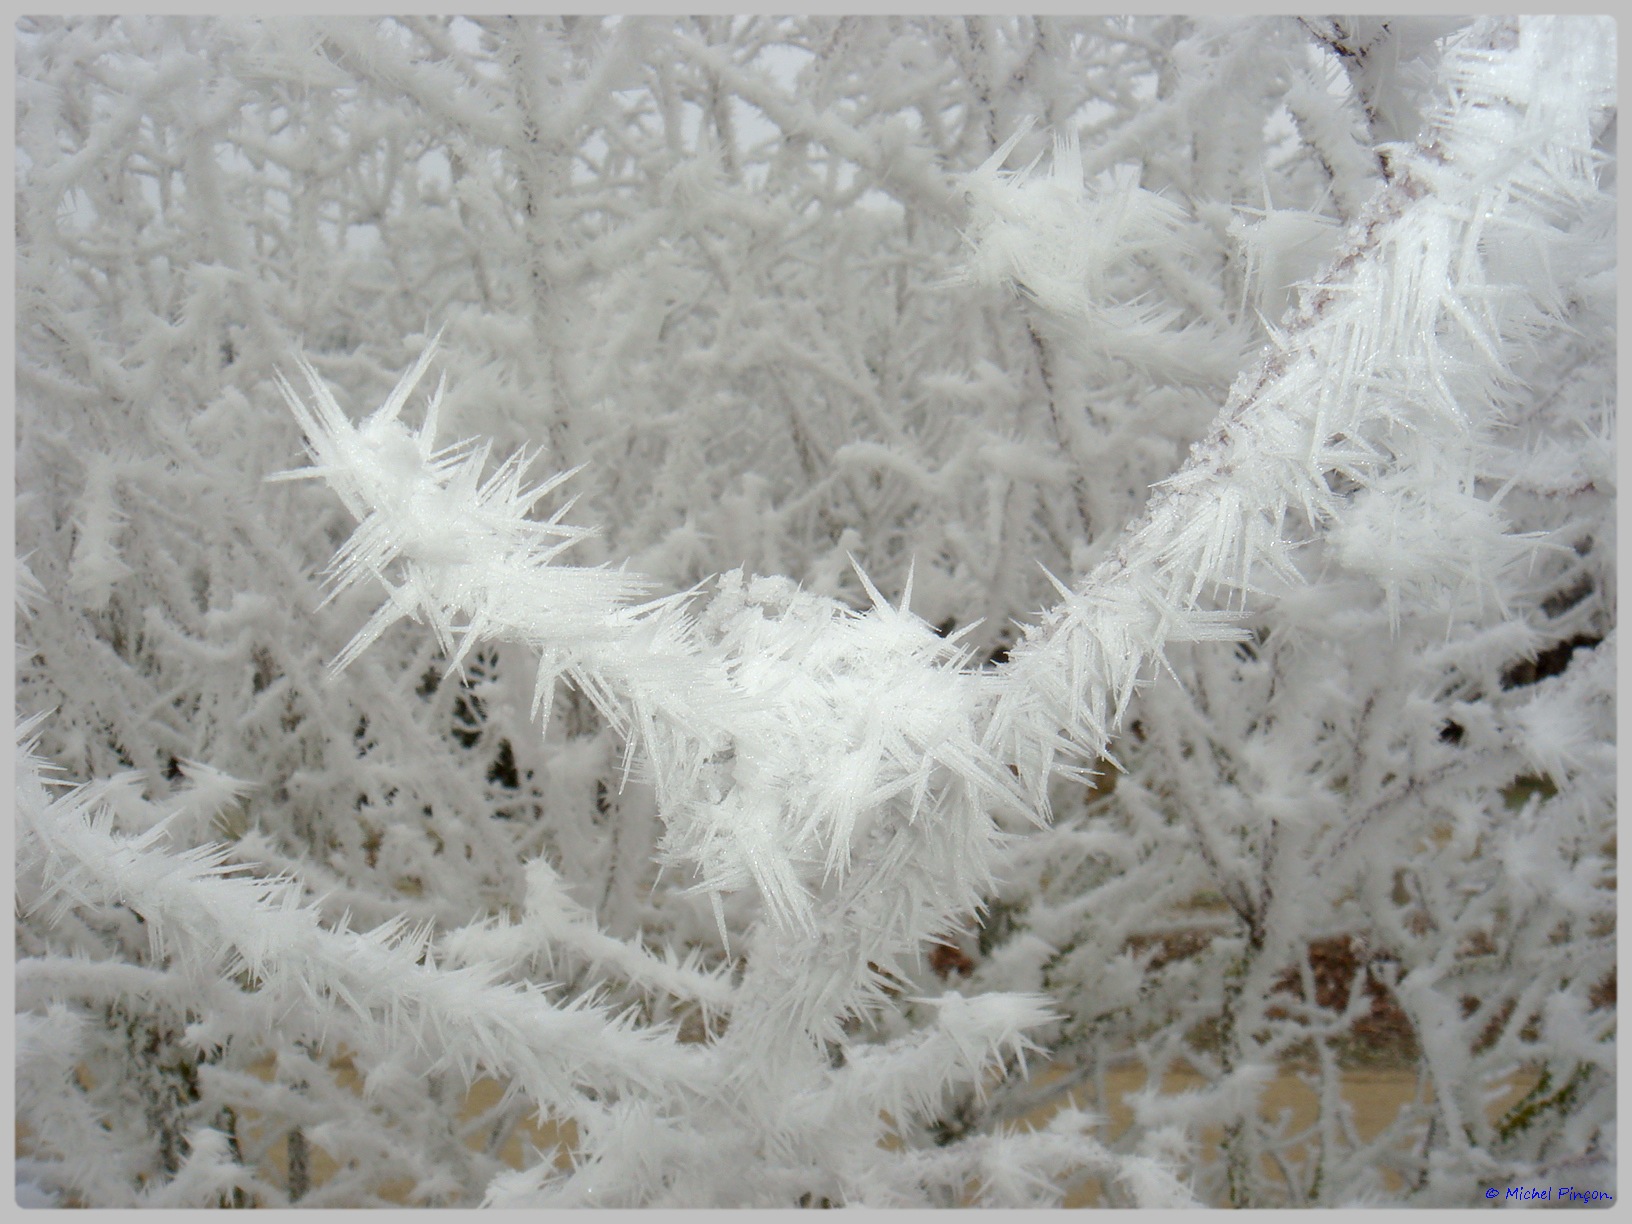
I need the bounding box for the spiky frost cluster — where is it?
[272,341,645,678]
[955,115,1236,382]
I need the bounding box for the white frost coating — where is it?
[14,13,1612,1210]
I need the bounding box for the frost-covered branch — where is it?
[16,726,711,1117]
[992,15,1612,802]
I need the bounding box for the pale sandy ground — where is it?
[216,1054,1536,1205]
[21,1049,1535,1205]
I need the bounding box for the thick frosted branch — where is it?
[275,356,1027,940]
[990,16,1613,800]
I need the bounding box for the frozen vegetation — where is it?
[14,15,1615,1207]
